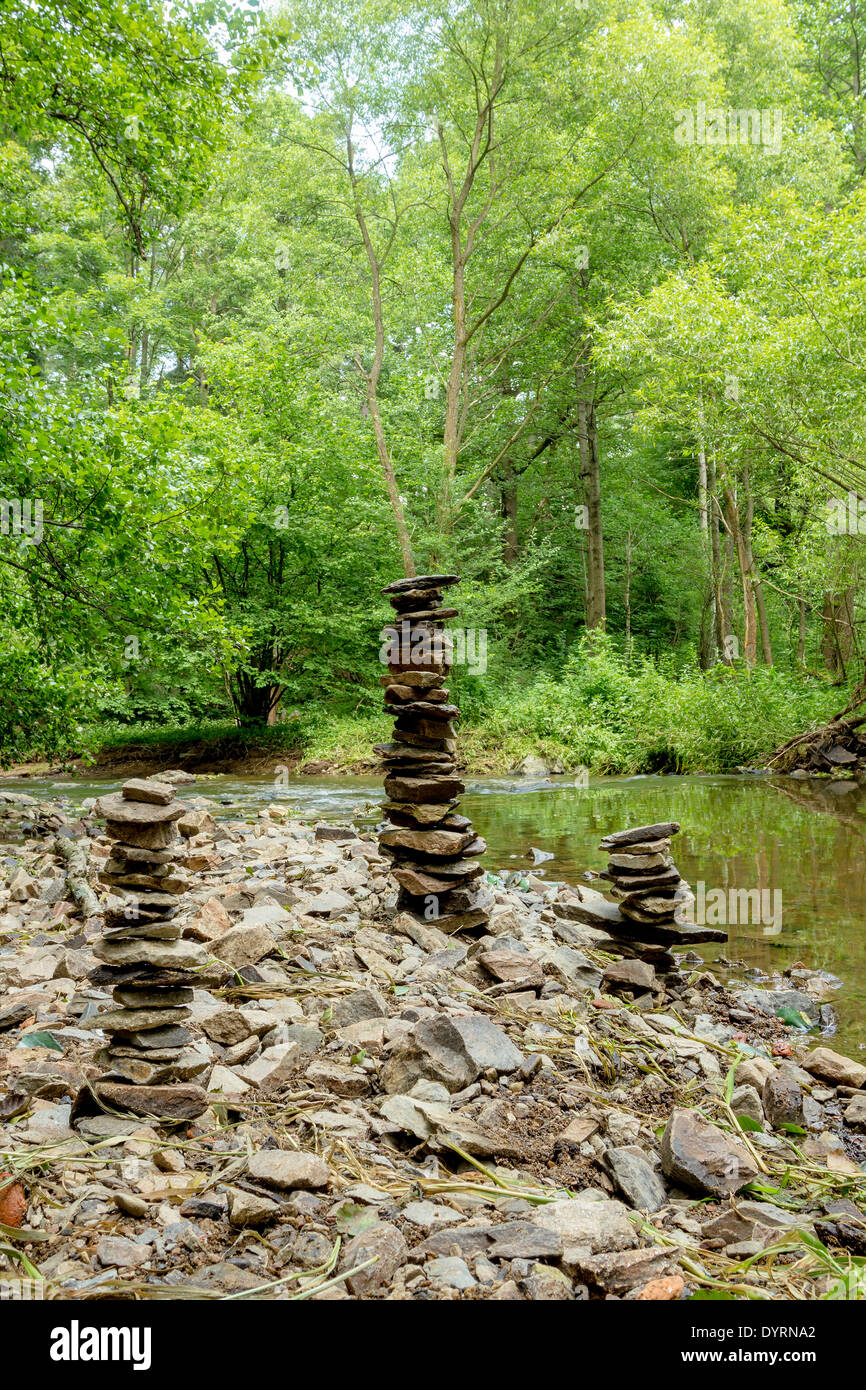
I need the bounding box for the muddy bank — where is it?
[1,733,572,783]
[1,787,866,1301]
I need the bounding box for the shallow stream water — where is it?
[3,770,865,1051]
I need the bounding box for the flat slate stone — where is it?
[95,793,187,825]
[599,822,680,848]
[393,865,459,895]
[95,1049,208,1086]
[554,888,726,946]
[378,670,446,690]
[106,845,180,865]
[93,937,209,970]
[121,778,176,805]
[376,742,455,763]
[109,1026,194,1051]
[382,801,457,826]
[83,1005,191,1033]
[113,986,194,1008]
[92,1081,208,1122]
[384,776,465,803]
[382,574,460,593]
[102,921,183,942]
[106,822,179,850]
[379,827,474,858]
[392,607,459,622]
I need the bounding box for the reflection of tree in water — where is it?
[767,774,866,833]
[462,775,866,1052]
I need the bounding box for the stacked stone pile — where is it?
[600,821,695,928]
[82,777,210,1122]
[376,574,491,934]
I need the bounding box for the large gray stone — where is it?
[247,1150,330,1191]
[545,945,603,992]
[734,987,821,1025]
[95,793,185,824]
[606,1148,667,1212]
[531,1195,638,1267]
[121,778,176,805]
[341,1222,408,1294]
[211,921,275,969]
[331,988,388,1029]
[383,1013,523,1093]
[660,1108,758,1196]
[802,1047,866,1089]
[762,1072,804,1129]
[83,1006,190,1033]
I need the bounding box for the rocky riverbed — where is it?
[1,783,866,1302]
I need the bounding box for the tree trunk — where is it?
[578,398,605,629]
[441,220,467,531]
[697,432,715,668]
[754,572,774,667]
[723,483,757,667]
[797,596,807,669]
[349,135,416,578]
[708,454,730,662]
[822,588,856,679]
[624,529,633,659]
[500,460,519,566]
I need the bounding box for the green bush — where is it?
[0,636,108,765]
[476,632,841,773]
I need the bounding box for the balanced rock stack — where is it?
[599,821,695,929]
[81,778,210,1123]
[375,574,491,934]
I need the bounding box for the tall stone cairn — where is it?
[376,574,491,934]
[81,778,210,1123]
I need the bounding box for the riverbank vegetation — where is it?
[2,0,865,770]
[12,637,841,777]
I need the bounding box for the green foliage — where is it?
[0,0,864,764]
[0,632,108,765]
[472,633,840,774]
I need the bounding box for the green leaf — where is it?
[724,1062,737,1105]
[736,1114,763,1131]
[774,1007,813,1031]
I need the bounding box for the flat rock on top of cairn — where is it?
[599,822,680,848]
[381,573,460,593]
[119,777,176,805]
[82,777,207,1123]
[377,573,490,935]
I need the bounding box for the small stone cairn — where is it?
[376,574,491,933]
[599,820,695,928]
[81,777,209,1123]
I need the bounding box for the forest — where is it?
[2,0,866,773]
